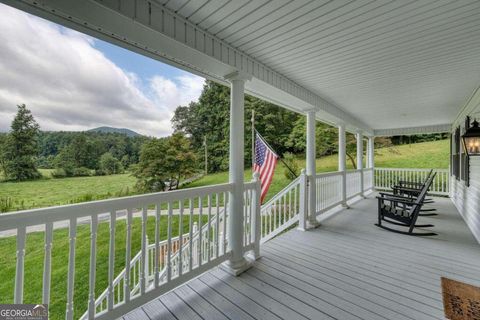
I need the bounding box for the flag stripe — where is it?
[253,132,278,204]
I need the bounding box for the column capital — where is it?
[305,108,317,115]
[224,71,252,82]
[337,121,346,128]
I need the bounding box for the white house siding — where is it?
[451,87,480,243]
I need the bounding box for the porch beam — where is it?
[374,124,451,136]
[338,123,347,207]
[306,110,319,228]
[222,71,251,276]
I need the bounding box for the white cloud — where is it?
[0,3,204,136]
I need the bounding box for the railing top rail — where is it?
[315,171,343,178]
[346,169,362,174]
[0,182,234,231]
[375,167,448,172]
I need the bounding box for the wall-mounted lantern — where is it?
[462,118,480,156]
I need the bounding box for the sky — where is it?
[0,3,205,137]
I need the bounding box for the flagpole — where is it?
[255,129,298,179]
[251,109,255,171]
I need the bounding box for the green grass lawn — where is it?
[0,173,137,212]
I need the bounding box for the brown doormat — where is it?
[442,277,480,319]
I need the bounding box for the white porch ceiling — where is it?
[4,0,480,135]
[157,0,480,132]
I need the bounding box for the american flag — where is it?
[253,132,279,203]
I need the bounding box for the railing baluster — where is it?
[179,200,184,275]
[124,209,132,303]
[154,204,161,287]
[66,218,77,320]
[223,192,228,254]
[42,222,53,305]
[215,193,220,258]
[198,197,203,266]
[188,199,194,271]
[88,214,98,319]
[207,194,212,262]
[140,207,147,295]
[14,226,26,304]
[107,211,116,310]
[166,202,173,281]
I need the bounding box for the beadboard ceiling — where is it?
[156,0,480,131]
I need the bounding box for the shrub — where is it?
[51,168,67,178]
[99,152,123,175]
[72,167,91,177]
[283,152,301,180]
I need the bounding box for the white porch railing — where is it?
[0,180,266,320]
[260,176,301,243]
[1,167,383,320]
[346,169,362,199]
[374,167,449,196]
[315,171,343,214]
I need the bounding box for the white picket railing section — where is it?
[315,171,343,214]
[374,167,449,195]
[0,182,263,320]
[260,176,301,243]
[346,170,362,199]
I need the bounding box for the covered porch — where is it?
[1,1,480,319]
[124,195,480,320]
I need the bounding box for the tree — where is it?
[133,133,197,192]
[0,134,8,178]
[99,152,123,175]
[172,81,301,172]
[2,105,41,181]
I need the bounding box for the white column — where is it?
[223,71,251,276]
[356,131,364,196]
[338,123,347,206]
[306,110,319,228]
[368,136,375,168]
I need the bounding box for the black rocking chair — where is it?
[375,174,437,236]
[391,170,437,216]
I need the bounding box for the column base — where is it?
[221,256,254,276]
[341,202,350,209]
[306,219,321,229]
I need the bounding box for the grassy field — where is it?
[0,139,449,319]
[188,139,450,201]
[0,173,137,212]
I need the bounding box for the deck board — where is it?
[126,195,480,320]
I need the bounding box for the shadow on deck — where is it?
[123,195,480,320]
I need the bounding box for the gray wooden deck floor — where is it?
[123,195,480,320]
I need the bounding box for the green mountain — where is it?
[88,126,141,137]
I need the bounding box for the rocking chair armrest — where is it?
[392,186,422,192]
[376,196,416,205]
[379,192,415,200]
[398,181,423,186]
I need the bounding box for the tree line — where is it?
[0,105,197,190]
[1,83,447,186]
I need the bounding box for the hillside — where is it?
[188,139,450,201]
[87,126,141,137]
